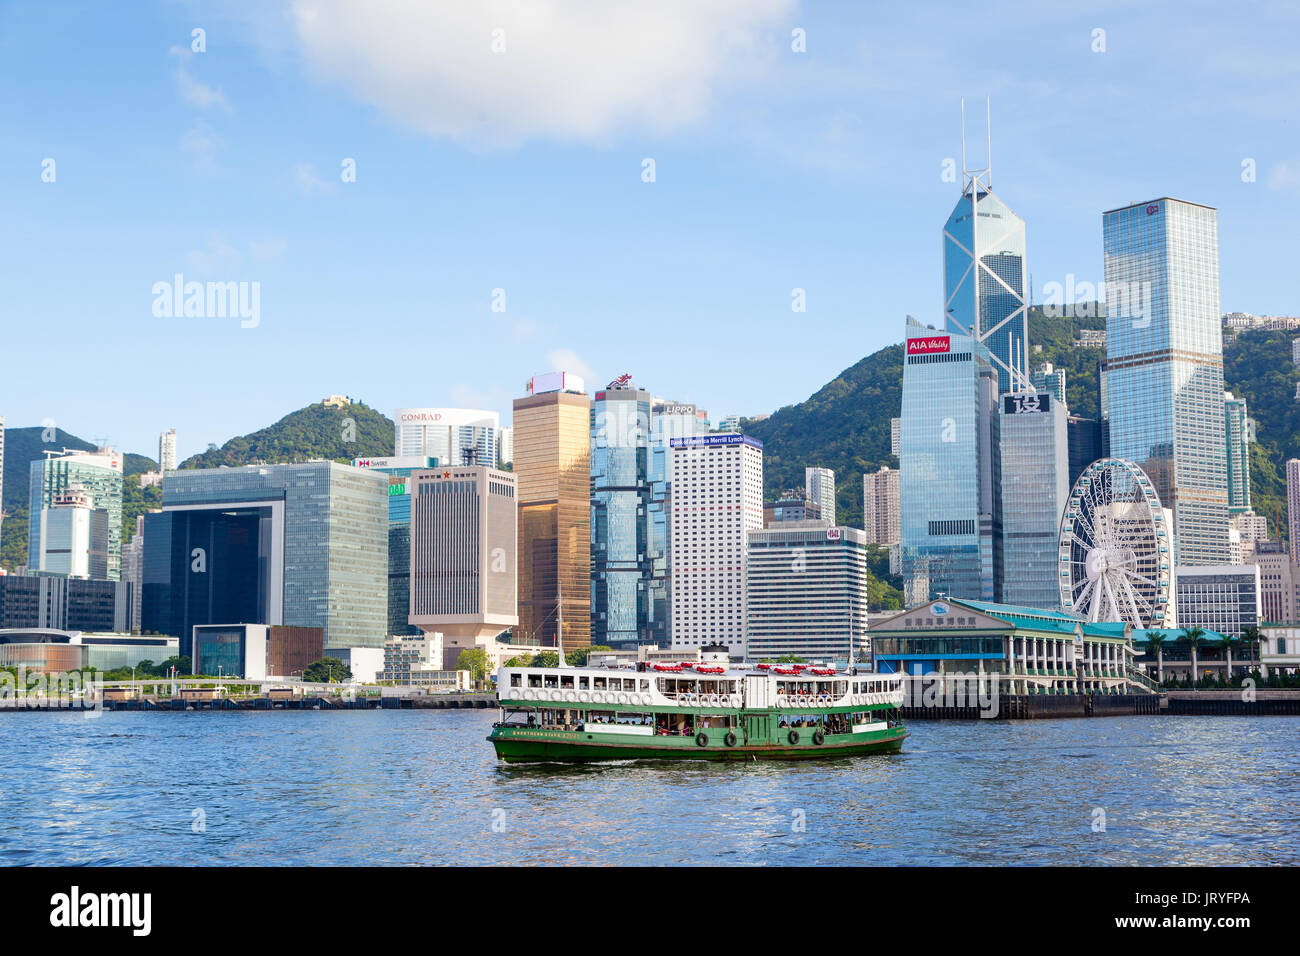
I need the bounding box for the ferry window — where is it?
[639,680,650,691]
[528,674,542,688]
[561,675,575,689]
[579,677,590,689]
[510,674,522,688]
[594,677,607,689]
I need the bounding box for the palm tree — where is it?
[1146,632,1167,685]
[1181,626,1206,689]
[1222,633,1238,682]
[1241,625,1263,674]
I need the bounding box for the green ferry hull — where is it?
[490,728,907,763]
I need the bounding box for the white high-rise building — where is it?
[497,426,513,468]
[394,408,500,467]
[668,434,764,656]
[805,467,835,527]
[863,466,901,546]
[158,428,177,473]
[746,524,869,662]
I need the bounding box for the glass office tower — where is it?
[28,450,124,580]
[1224,392,1250,514]
[590,385,651,649]
[514,378,591,653]
[142,462,389,655]
[1103,198,1228,564]
[943,181,1029,394]
[352,455,439,636]
[993,392,1070,609]
[899,317,997,602]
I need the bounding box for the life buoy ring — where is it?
[708,694,721,706]
[695,732,709,747]
[724,732,737,747]
[578,691,590,703]
[775,695,788,707]
[618,692,629,706]
[729,695,742,708]
[564,690,576,703]
[591,691,605,704]
[639,693,652,706]
[788,730,800,745]
[812,730,825,746]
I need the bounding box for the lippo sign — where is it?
[907,336,950,355]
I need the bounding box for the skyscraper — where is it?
[746,524,869,662]
[942,129,1030,394]
[1103,198,1228,565]
[408,465,518,669]
[669,434,764,655]
[805,467,836,526]
[352,455,439,636]
[394,407,499,466]
[1224,392,1251,515]
[899,317,997,603]
[513,373,591,653]
[158,428,177,473]
[143,462,389,655]
[862,466,901,546]
[1288,459,1300,565]
[648,399,711,648]
[29,449,124,581]
[1030,363,1067,405]
[590,381,651,649]
[993,391,1069,609]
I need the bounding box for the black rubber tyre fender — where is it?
[724,732,737,747]
[695,731,708,747]
[788,729,800,745]
[812,730,825,746]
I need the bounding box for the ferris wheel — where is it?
[1058,458,1173,628]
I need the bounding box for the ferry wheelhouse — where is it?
[488,658,906,763]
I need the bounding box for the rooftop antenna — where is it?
[986,96,992,189]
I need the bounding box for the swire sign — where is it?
[907,336,950,355]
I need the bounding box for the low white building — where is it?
[1258,625,1300,677]
[1174,564,1261,638]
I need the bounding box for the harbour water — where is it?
[2,710,1296,866]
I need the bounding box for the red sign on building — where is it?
[907,336,950,355]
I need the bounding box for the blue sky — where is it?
[2,0,1297,461]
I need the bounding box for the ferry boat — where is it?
[488,653,906,763]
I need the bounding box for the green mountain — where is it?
[178,400,394,469]
[742,307,1287,539]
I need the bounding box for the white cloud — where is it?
[250,238,288,261]
[289,0,795,147]
[545,348,597,383]
[1267,160,1300,192]
[187,235,241,272]
[180,122,225,171]
[169,46,233,113]
[292,162,335,195]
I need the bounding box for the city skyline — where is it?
[3,2,1298,460]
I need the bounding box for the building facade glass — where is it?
[514,385,591,652]
[993,392,1069,610]
[1224,392,1250,514]
[28,451,124,580]
[899,319,996,603]
[590,385,651,649]
[1103,198,1228,564]
[943,185,1029,394]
